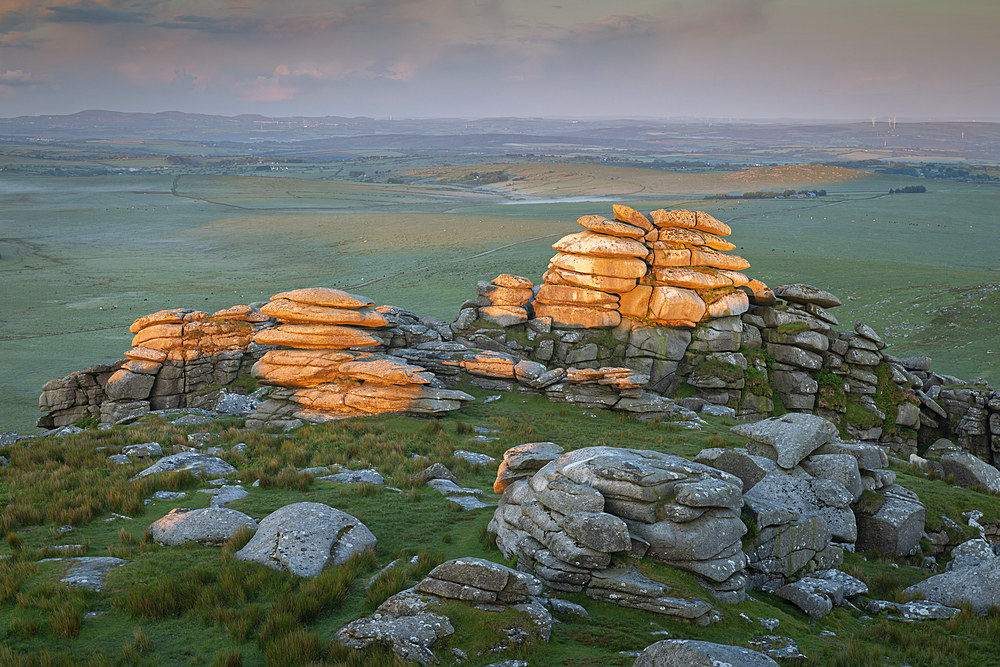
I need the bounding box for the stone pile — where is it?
[489,443,747,619]
[336,557,551,666]
[475,274,535,327]
[774,568,869,619]
[39,304,271,427]
[246,288,473,425]
[716,414,924,564]
[534,205,758,329]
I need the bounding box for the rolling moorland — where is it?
[1,113,1000,665]
[2,118,999,434]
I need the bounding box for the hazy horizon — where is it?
[1,1,997,122]
[4,108,994,124]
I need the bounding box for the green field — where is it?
[2,167,998,433]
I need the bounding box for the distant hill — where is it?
[408,162,876,198]
[1,111,998,162]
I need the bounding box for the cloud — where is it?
[45,1,150,25]
[234,74,302,102]
[153,14,266,35]
[0,10,34,34]
[153,12,345,37]
[0,31,40,47]
[0,69,35,85]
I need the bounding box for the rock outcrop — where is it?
[37,204,1000,477]
[38,305,271,428]
[247,287,473,425]
[535,206,751,330]
[489,444,746,618]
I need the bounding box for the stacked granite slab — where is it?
[475,274,534,327]
[38,304,271,427]
[336,557,551,666]
[489,443,747,618]
[535,205,760,330]
[248,288,473,424]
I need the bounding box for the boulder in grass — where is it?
[634,639,778,667]
[235,502,376,577]
[903,539,1000,614]
[132,452,236,480]
[148,507,257,546]
[940,451,1000,493]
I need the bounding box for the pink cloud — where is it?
[0,68,34,84]
[234,74,302,102]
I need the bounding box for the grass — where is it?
[3,390,1000,664]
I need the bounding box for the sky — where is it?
[0,0,998,121]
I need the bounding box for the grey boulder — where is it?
[148,507,257,546]
[940,451,1000,493]
[733,414,839,469]
[235,502,376,577]
[854,484,925,557]
[132,452,236,480]
[634,638,778,667]
[903,538,1000,614]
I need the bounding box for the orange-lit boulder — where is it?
[650,209,698,229]
[271,287,374,309]
[612,204,654,231]
[254,324,382,349]
[252,349,359,387]
[553,231,649,258]
[535,284,619,308]
[542,267,639,294]
[129,309,186,334]
[650,267,733,290]
[576,214,645,239]
[492,274,534,290]
[648,286,707,325]
[618,285,653,319]
[689,247,751,271]
[549,252,647,279]
[533,303,622,329]
[260,299,389,327]
[705,290,750,318]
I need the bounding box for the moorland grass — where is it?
[4,389,1000,663]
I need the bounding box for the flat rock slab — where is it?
[427,479,482,496]
[634,638,779,666]
[235,502,376,577]
[40,557,128,591]
[132,452,236,480]
[453,450,497,466]
[868,599,959,620]
[446,496,493,510]
[941,451,1000,493]
[150,491,186,500]
[318,469,385,485]
[149,507,258,546]
[746,635,806,660]
[733,414,839,469]
[202,485,249,507]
